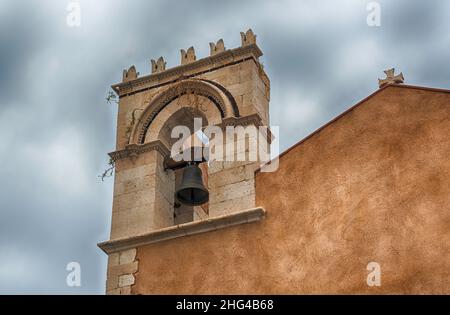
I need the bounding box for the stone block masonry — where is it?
[106,248,138,295]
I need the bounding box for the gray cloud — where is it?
[0,0,449,293]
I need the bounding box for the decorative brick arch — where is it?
[132,79,238,144]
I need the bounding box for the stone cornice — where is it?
[218,113,263,128]
[109,140,170,161]
[98,207,265,254]
[109,115,274,162]
[217,114,274,144]
[111,44,263,97]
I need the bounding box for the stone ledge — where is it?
[109,140,170,161]
[98,207,265,254]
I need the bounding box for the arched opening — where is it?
[158,107,210,224]
[158,107,209,149]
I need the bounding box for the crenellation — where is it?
[209,39,226,56]
[151,56,166,73]
[111,30,265,97]
[181,47,196,65]
[122,65,139,82]
[240,29,256,46]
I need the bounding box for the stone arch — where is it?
[199,79,240,118]
[131,79,237,145]
[147,104,214,148]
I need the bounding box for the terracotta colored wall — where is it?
[133,86,450,294]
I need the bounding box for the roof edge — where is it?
[256,83,450,173]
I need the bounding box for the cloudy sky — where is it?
[0,0,449,294]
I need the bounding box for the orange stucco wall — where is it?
[133,86,450,294]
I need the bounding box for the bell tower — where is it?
[98,29,271,294]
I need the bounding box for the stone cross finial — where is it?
[209,39,225,56]
[240,29,256,46]
[151,57,166,73]
[122,65,139,82]
[180,47,196,65]
[378,68,405,88]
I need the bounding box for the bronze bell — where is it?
[175,163,209,206]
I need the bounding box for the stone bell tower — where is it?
[98,29,271,294]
